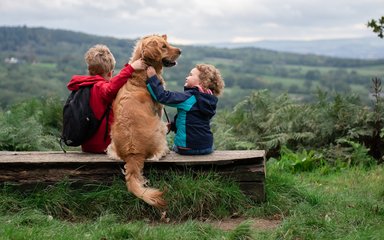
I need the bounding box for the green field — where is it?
[262,75,303,86]
[284,63,384,77]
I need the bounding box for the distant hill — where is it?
[213,38,384,60]
[0,26,137,64]
[0,26,383,108]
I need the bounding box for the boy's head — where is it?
[85,44,116,79]
[195,64,225,96]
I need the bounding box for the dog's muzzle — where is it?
[162,59,177,67]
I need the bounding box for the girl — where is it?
[146,64,224,155]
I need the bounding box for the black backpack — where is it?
[60,86,110,149]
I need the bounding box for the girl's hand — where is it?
[147,66,157,78]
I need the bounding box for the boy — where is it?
[146,64,225,155]
[67,44,146,153]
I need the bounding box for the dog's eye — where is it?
[162,44,167,48]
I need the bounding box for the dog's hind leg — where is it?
[106,141,121,160]
[147,122,170,161]
[147,145,169,161]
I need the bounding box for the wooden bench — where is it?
[0,150,266,202]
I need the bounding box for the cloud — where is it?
[0,0,383,44]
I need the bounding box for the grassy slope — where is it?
[0,163,383,239]
[263,164,384,239]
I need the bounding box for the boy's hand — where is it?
[147,66,157,78]
[130,59,147,71]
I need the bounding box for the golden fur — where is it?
[107,34,181,208]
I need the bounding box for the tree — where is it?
[367,16,384,38]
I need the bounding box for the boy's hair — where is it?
[85,44,116,76]
[196,64,225,96]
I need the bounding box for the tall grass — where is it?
[1,162,383,239]
[0,170,252,222]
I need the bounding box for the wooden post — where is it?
[0,150,266,202]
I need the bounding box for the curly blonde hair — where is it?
[85,44,116,77]
[196,64,225,96]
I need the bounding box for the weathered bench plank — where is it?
[0,150,266,202]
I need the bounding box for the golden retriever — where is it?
[107,34,181,208]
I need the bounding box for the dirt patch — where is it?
[154,212,282,231]
[206,217,281,231]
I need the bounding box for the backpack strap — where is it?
[101,105,111,142]
[59,138,67,153]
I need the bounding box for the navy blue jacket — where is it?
[146,75,218,150]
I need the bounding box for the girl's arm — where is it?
[146,75,196,111]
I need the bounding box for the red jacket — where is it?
[67,64,135,153]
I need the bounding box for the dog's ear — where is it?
[161,34,167,41]
[142,40,162,63]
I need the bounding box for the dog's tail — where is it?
[123,156,166,209]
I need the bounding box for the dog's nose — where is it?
[177,49,182,55]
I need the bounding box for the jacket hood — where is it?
[67,75,106,91]
[186,87,218,117]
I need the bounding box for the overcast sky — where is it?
[1,0,383,44]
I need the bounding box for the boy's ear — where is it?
[107,71,113,78]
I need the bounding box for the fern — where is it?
[213,87,383,163]
[0,97,62,151]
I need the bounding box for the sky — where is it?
[0,0,383,45]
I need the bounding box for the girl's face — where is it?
[184,68,201,88]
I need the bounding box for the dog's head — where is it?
[133,34,181,69]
